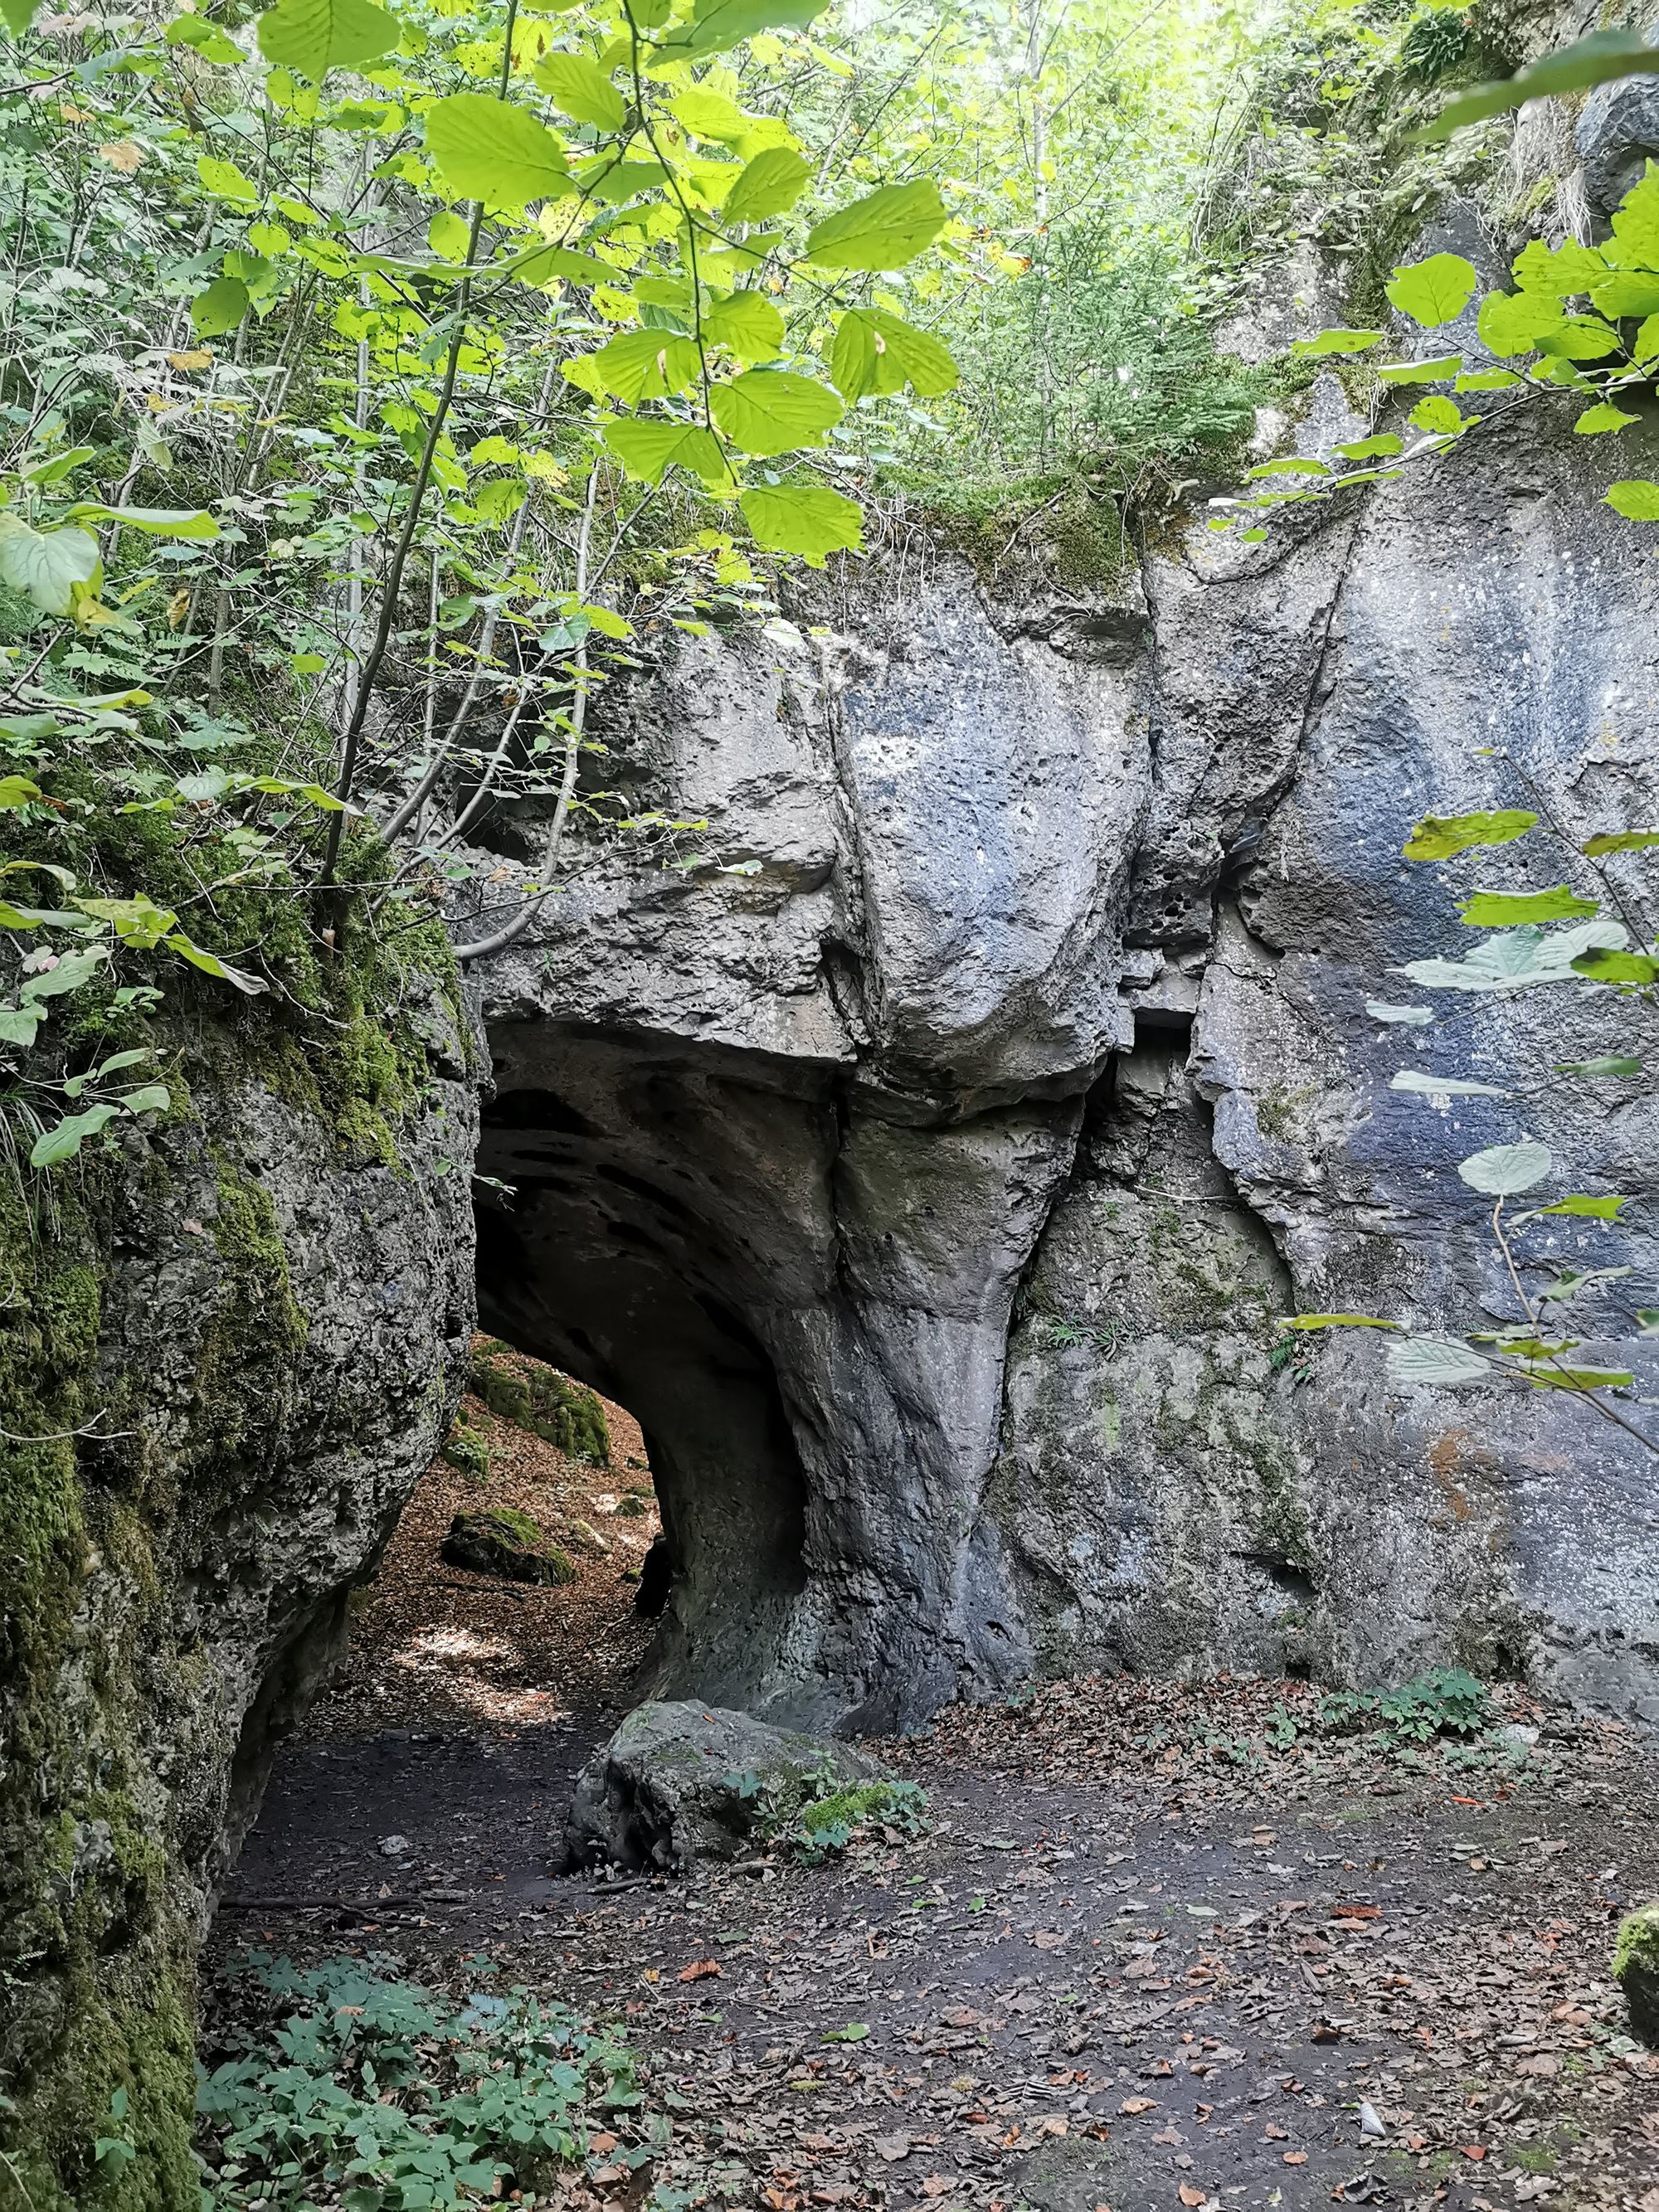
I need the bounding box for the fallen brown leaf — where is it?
[678,1959,721,1982]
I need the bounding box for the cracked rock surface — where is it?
[474,410,1659,1732]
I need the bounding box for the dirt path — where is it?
[207,1355,1659,2212]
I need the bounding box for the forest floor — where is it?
[208,1352,1659,2212]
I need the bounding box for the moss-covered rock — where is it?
[469,1350,609,1465]
[441,1506,575,1585]
[1614,1903,1659,2044]
[0,960,477,2208]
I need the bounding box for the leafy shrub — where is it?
[1317,1666,1491,1745]
[440,1427,491,1479]
[752,1765,932,1866]
[197,1954,653,2210]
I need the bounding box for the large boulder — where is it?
[565,1700,887,1869]
[1616,1903,1659,2044]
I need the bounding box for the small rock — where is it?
[378,1835,411,1858]
[1500,1723,1540,1749]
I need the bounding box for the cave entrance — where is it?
[471,1057,813,1714]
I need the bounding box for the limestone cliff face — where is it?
[0,973,476,2209]
[476,406,1659,1735]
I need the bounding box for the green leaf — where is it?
[20,947,108,1003]
[1386,253,1477,328]
[1555,1054,1642,1077]
[589,329,702,401]
[601,420,732,485]
[722,145,812,221]
[1530,1194,1628,1219]
[255,0,401,80]
[738,483,863,566]
[1537,314,1622,360]
[1378,352,1462,384]
[1409,393,1468,434]
[533,52,626,133]
[1400,920,1626,992]
[30,1101,123,1169]
[1634,313,1659,362]
[1590,271,1659,316]
[426,95,572,209]
[1387,1336,1491,1385]
[710,369,842,456]
[1456,884,1599,926]
[19,445,95,486]
[472,476,526,523]
[163,935,267,993]
[0,1005,42,1047]
[704,290,785,362]
[1335,435,1404,461]
[1583,827,1659,854]
[654,0,830,61]
[1418,29,1659,142]
[1277,1312,1399,1330]
[1606,479,1659,521]
[669,85,755,142]
[428,208,470,260]
[1512,237,1607,297]
[1569,946,1659,984]
[1515,1359,1634,1392]
[196,155,258,203]
[1574,402,1640,435]
[1475,289,1565,357]
[66,503,219,539]
[1458,1140,1552,1196]
[505,241,611,287]
[191,276,251,337]
[0,517,100,617]
[1389,1070,1510,1098]
[804,179,948,272]
[0,775,43,809]
[1402,808,1538,860]
[1611,162,1659,270]
[1291,328,1384,356]
[1246,456,1327,479]
[830,307,957,401]
[1365,999,1433,1024]
[820,2022,868,2043]
[115,1083,171,1115]
[166,14,246,62]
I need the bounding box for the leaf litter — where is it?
[208,1367,1659,2212]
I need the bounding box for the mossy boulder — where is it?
[1614,1902,1659,2044]
[441,1506,576,1586]
[564,1700,889,1870]
[469,1351,610,1465]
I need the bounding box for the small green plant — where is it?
[94,2085,136,2180]
[754,1766,932,1866]
[1318,1666,1491,1746]
[440,1427,492,1479]
[197,1954,649,2210]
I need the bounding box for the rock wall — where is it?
[0,966,476,2208]
[477,396,1659,1734]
